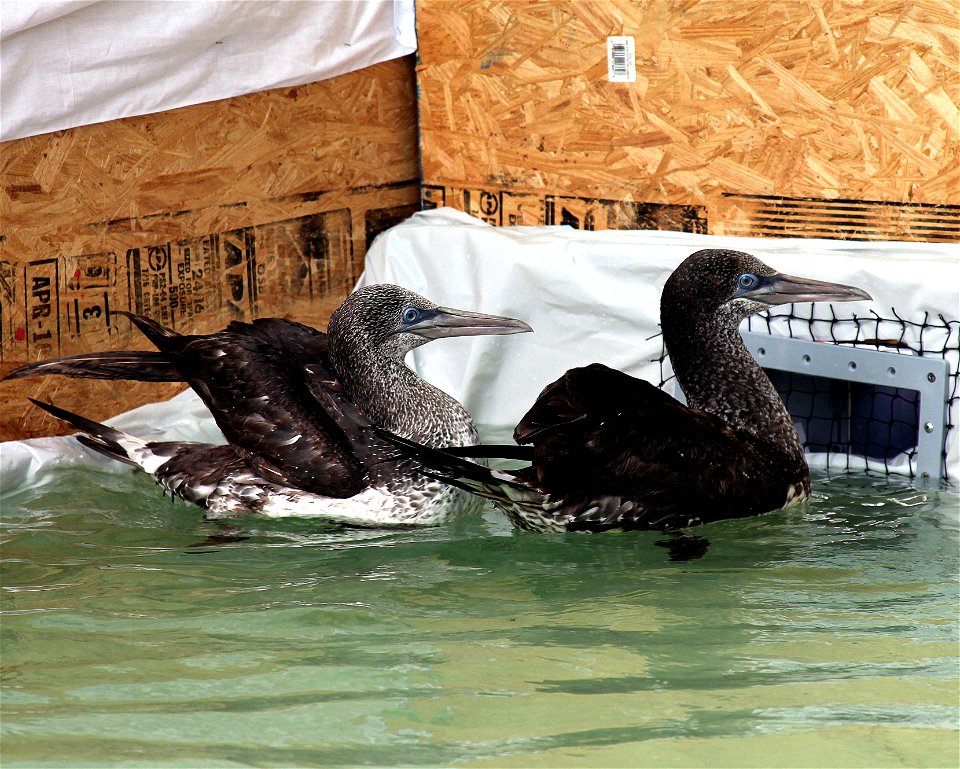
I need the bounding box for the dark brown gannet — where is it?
[377,250,872,532]
[6,285,531,525]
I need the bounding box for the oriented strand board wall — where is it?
[416,0,959,240]
[0,56,420,440]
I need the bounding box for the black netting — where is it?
[653,306,960,482]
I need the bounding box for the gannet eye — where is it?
[401,307,420,324]
[737,273,759,290]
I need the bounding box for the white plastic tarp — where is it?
[2,208,958,495]
[0,0,416,141]
[362,210,960,481]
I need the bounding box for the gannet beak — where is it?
[400,307,533,339]
[741,273,872,306]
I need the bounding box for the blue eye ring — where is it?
[738,273,759,290]
[401,307,420,324]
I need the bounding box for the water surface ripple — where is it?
[2,470,957,768]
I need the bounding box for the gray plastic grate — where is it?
[674,332,950,486]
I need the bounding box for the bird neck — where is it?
[664,311,804,460]
[331,346,478,447]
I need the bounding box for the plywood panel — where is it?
[417,1,959,240]
[0,56,420,439]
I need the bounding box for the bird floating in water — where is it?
[378,249,872,533]
[7,284,532,526]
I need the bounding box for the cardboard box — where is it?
[415,1,959,240]
[0,56,420,440]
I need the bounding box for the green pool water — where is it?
[1,468,957,768]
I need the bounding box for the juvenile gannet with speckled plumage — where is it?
[7,285,531,526]
[378,250,872,533]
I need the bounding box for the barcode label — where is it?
[607,36,636,83]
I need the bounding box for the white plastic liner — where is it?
[0,0,416,141]
[2,208,957,497]
[0,388,225,496]
[360,209,959,480]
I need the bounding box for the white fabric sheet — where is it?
[0,0,416,141]
[2,208,958,497]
